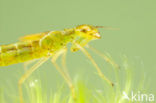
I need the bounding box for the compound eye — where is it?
[80,28,88,33]
[80,26,91,33]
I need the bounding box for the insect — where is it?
[0,24,119,103]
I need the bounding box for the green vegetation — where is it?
[0,57,145,103]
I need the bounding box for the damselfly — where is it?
[0,24,119,103]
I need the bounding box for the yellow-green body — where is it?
[0,24,100,66]
[0,40,45,66]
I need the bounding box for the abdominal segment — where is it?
[0,40,47,66]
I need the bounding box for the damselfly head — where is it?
[75,24,101,39]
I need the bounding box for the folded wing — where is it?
[19,31,50,41]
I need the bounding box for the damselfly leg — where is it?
[76,44,114,86]
[51,49,76,101]
[87,45,120,69]
[18,57,49,103]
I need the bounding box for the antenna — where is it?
[95,26,120,30]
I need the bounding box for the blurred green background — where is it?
[0,0,156,102]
